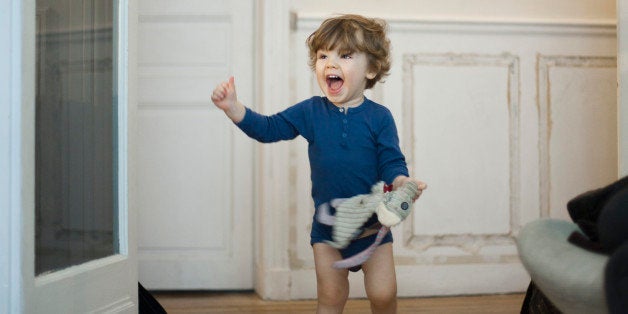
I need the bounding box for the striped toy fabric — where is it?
[316,181,421,269]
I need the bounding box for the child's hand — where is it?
[392,176,427,201]
[211,76,245,122]
[211,76,237,110]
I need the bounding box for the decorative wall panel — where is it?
[401,53,520,263]
[538,55,617,220]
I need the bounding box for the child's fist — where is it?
[211,76,237,111]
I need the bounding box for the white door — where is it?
[1,0,137,312]
[136,0,254,289]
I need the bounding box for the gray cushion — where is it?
[516,219,609,314]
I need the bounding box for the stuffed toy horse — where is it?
[316,181,421,269]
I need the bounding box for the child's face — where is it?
[315,49,376,107]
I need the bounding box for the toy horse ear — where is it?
[330,198,348,208]
[316,203,335,226]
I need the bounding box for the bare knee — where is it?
[362,243,397,312]
[317,282,349,307]
[367,285,397,311]
[313,243,350,311]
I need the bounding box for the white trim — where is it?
[295,12,616,27]
[1,0,24,311]
[116,0,130,256]
[295,13,616,35]
[619,1,628,177]
[254,0,293,300]
[18,0,35,312]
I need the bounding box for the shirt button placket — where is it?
[341,116,348,148]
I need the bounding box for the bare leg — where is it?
[362,243,397,314]
[313,243,350,314]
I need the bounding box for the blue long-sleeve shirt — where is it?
[236,96,409,239]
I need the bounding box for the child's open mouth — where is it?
[326,75,343,94]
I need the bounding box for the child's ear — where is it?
[366,71,376,80]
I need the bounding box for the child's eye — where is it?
[318,54,327,60]
[341,53,352,59]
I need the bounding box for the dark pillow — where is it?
[567,176,628,242]
[604,242,628,314]
[598,187,628,254]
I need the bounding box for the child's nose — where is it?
[325,56,339,68]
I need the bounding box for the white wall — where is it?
[254,0,618,300]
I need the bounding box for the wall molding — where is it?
[537,54,617,218]
[255,0,293,300]
[401,52,521,263]
[295,13,616,35]
[138,14,231,23]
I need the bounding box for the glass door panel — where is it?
[35,0,117,275]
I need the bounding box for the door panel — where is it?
[20,0,137,312]
[136,0,254,289]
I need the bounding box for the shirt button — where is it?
[339,108,344,112]
[343,119,347,124]
[342,133,347,138]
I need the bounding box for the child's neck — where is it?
[331,95,364,109]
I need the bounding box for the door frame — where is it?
[1,0,32,311]
[620,1,628,177]
[0,0,139,311]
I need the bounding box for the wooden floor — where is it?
[154,291,526,314]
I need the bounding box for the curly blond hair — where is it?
[306,14,391,89]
